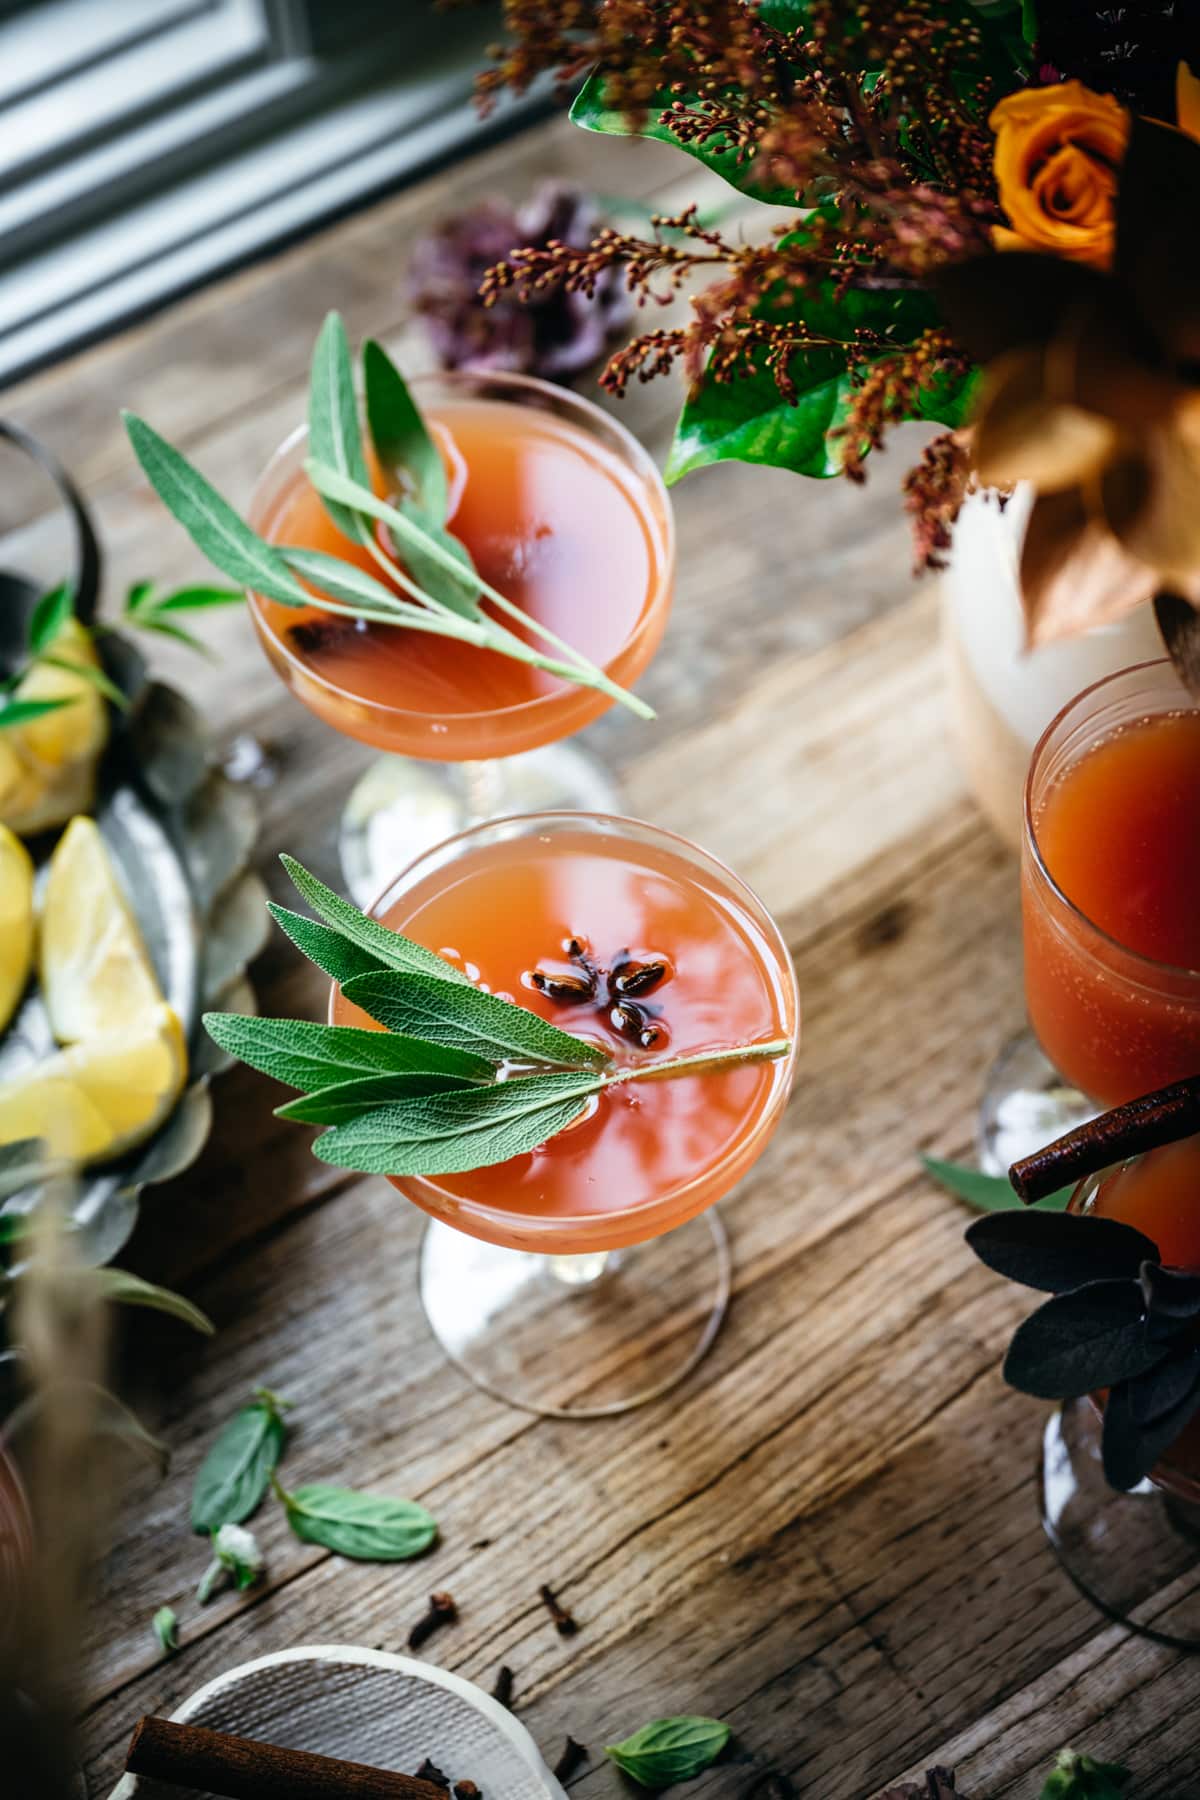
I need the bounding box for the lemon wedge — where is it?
[0,824,34,1031]
[0,1002,186,1164]
[0,618,109,836]
[40,815,165,1044]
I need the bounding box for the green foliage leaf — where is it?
[386,500,481,619]
[267,903,395,988]
[1038,1748,1130,1800]
[278,1480,437,1560]
[202,1011,495,1093]
[123,412,313,608]
[312,1072,600,1177]
[35,652,129,710]
[570,70,798,206]
[605,1717,731,1788]
[280,854,472,986]
[341,969,610,1070]
[308,311,374,542]
[28,581,74,654]
[97,1268,214,1335]
[922,1154,1072,1213]
[0,696,74,730]
[363,337,448,525]
[191,1388,289,1535]
[127,581,243,614]
[275,1072,480,1125]
[152,1605,179,1656]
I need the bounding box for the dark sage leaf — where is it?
[1139,1260,1200,1321]
[967,1210,1159,1293]
[191,1388,289,1535]
[605,1717,731,1789]
[1128,1344,1200,1426]
[279,1481,437,1560]
[1003,1280,1163,1399]
[1103,1368,1200,1492]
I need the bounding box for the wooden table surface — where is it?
[4,110,1197,1800]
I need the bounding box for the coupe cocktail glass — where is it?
[1042,1138,1200,1646]
[331,810,800,1417]
[248,370,674,903]
[980,661,1200,1170]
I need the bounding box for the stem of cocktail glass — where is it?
[459,758,508,824]
[542,1249,622,1289]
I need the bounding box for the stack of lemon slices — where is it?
[0,816,187,1165]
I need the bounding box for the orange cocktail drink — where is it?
[332,812,799,1257]
[1022,662,1200,1110]
[247,372,673,762]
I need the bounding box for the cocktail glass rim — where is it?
[329,807,800,1249]
[246,366,676,735]
[1024,656,1200,987]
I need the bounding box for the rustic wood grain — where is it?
[1,109,1190,1800]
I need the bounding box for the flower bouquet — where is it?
[480,1,1200,685]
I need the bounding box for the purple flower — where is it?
[406,183,631,383]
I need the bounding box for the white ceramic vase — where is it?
[941,484,1163,847]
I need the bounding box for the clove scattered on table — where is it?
[538,1583,579,1637]
[552,1737,588,1783]
[416,1759,452,1789]
[490,1666,515,1710]
[408,1592,458,1652]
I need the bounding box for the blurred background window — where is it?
[0,0,539,388]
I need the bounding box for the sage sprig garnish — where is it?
[204,855,792,1180]
[966,1208,1200,1490]
[123,312,654,719]
[605,1718,731,1788]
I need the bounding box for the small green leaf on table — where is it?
[922,1155,1072,1213]
[341,969,610,1070]
[363,337,448,525]
[276,1478,437,1560]
[605,1717,731,1788]
[191,1387,290,1535]
[152,1605,179,1657]
[97,1268,214,1335]
[1038,1748,1130,1800]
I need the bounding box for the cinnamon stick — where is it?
[125,1716,456,1800]
[1009,1074,1200,1204]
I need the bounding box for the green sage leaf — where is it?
[202,1012,495,1092]
[922,1155,1072,1213]
[312,1072,601,1177]
[280,854,471,986]
[341,969,610,1070]
[191,1388,290,1535]
[97,1268,214,1336]
[605,1717,731,1788]
[279,547,414,617]
[308,311,374,541]
[28,581,74,653]
[276,1071,480,1125]
[123,412,313,608]
[363,337,448,524]
[0,696,74,729]
[152,1605,179,1657]
[386,500,481,619]
[278,1480,437,1560]
[1038,1748,1130,1800]
[268,903,394,987]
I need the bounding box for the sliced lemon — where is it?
[0,824,34,1031]
[0,1002,186,1164]
[0,618,109,836]
[39,815,166,1044]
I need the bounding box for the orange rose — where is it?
[990,80,1129,270]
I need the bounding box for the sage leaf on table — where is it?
[605,1718,731,1788]
[191,1387,290,1535]
[922,1155,1072,1213]
[341,969,610,1070]
[96,1268,214,1336]
[363,337,448,525]
[280,854,472,985]
[311,1072,602,1177]
[123,413,313,608]
[1038,1749,1130,1800]
[276,1479,437,1560]
[152,1605,179,1657]
[202,1012,495,1092]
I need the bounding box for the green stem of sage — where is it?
[604,1039,792,1088]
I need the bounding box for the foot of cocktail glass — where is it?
[417,1210,731,1418]
[339,743,621,906]
[978,1029,1095,1175]
[1040,1398,1200,1648]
